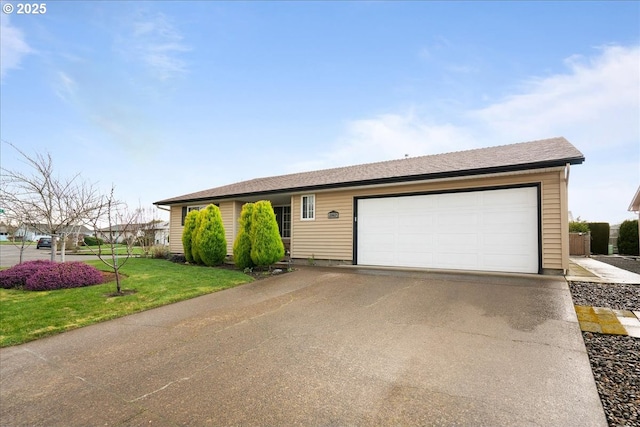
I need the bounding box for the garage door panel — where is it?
[357,187,539,274]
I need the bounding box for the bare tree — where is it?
[85,187,139,295]
[0,209,34,264]
[131,205,164,256]
[0,141,106,262]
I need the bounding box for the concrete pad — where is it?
[569,257,640,284]
[0,267,607,426]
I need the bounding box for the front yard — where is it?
[0,258,253,347]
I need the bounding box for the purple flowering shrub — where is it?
[0,261,104,291]
[0,260,57,289]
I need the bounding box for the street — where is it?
[0,244,101,267]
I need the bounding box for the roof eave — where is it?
[154,157,584,206]
[629,185,640,212]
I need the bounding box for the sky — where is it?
[1,1,639,225]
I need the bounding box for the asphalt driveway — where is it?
[0,267,606,426]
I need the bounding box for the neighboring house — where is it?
[0,222,8,242]
[96,221,170,245]
[14,224,93,242]
[154,137,585,275]
[629,185,640,251]
[96,224,139,244]
[154,221,170,245]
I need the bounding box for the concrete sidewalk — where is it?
[568,256,640,284]
[1,267,606,426]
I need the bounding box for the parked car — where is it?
[36,237,52,249]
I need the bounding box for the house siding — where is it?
[167,167,569,273]
[290,168,568,272]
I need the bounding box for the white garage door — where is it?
[356,186,539,273]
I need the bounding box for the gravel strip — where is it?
[570,281,640,311]
[569,281,640,426]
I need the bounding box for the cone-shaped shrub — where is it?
[618,219,639,255]
[233,203,255,269]
[182,210,200,263]
[250,200,285,267]
[196,204,227,266]
[191,210,204,264]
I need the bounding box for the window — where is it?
[181,205,208,225]
[301,195,315,220]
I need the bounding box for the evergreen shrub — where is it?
[233,203,255,269]
[196,204,227,266]
[182,210,200,263]
[84,236,104,246]
[250,201,285,267]
[617,219,639,256]
[569,221,589,233]
[587,222,610,255]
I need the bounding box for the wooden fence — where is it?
[569,232,591,256]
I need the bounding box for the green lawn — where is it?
[0,258,253,347]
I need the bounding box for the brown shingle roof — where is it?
[155,137,584,205]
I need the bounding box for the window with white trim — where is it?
[301,195,315,220]
[181,205,209,225]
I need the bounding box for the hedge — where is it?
[587,222,610,255]
[617,219,639,256]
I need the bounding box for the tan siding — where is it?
[291,193,354,260]
[167,168,569,272]
[290,169,567,272]
[219,201,237,255]
[168,206,184,253]
[540,171,564,270]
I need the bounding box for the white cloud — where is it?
[470,45,640,150]
[292,44,639,222]
[0,14,33,82]
[53,71,77,102]
[120,12,191,81]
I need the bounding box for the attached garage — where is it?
[155,137,585,275]
[355,185,540,273]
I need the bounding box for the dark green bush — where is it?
[196,204,227,266]
[169,254,187,264]
[250,200,285,267]
[569,221,589,233]
[617,219,639,256]
[83,236,104,246]
[191,210,204,264]
[233,203,255,270]
[182,210,200,263]
[588,222,610,255]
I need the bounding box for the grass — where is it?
[71,245,146,256]
[0,258,253,347]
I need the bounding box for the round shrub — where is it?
[0,260,57,289]
[618,219,639,256]
[149,245,170,259]
[84,236,104,246]
[24,262,104,291]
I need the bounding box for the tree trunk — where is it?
[60,234,66,262]
[50,235,57,262]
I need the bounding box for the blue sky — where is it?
[1,1,639,224]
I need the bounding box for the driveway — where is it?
[0,267,606,426]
